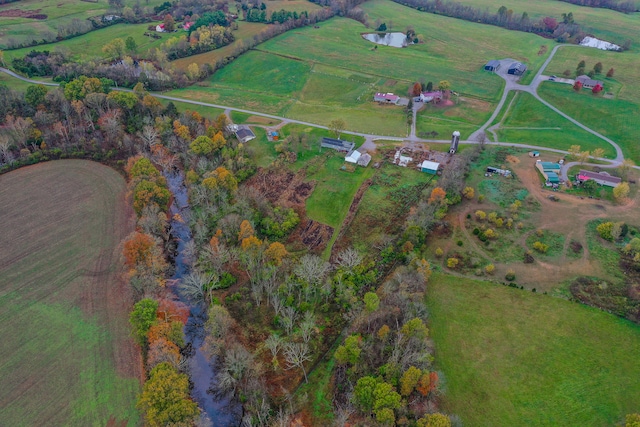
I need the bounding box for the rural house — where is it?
[484,60,501,72]
[419,91,442,103]
[420,160,440,175]
[321,137,355,153]
[357,153,372,167]
[227,124,256,143]
[535,161,561,184]
[374,92,400,104]
[576,170,621,187]
[576,75,603,89]
[507,62,527,76]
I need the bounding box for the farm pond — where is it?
[362,32,408,47]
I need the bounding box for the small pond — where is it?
[362,32,409,48]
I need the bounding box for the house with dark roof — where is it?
[235,127,256,143]
[484,60,501,72]
[576,75,603,89]
[507,62,527,76]
[577,170,621,187]
[374,92,400,104]
[321,137,355,152]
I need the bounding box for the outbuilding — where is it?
[345,150,362,164]
[374,92,400,104]
[484,60,501,72]
[577,170,621,187]
[508,62,527,76]
[420,160,440,174]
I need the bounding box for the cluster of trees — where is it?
[161,24,235,60]
[389,0,589,42]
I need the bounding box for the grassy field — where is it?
[171,0,552,136]
[4,22,167,62]
[0,0,168,48]
[427,273,640,426]
[0,160,140,426]
[496,91,616,158]
[431,0,640,48]
[538,82,640,163]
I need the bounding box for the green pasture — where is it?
[157,98,224,120]
[428,0,640,48]
[427,273,640,426]
[496,91,616,158]
[538,82,640,163]
[4,22,167,62]
[0,0,168,48]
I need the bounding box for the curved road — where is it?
[1,57,631,181]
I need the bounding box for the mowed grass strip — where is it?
[537,82,640,163]
[496,91,616,157]
[427,273,640,427]
[0,160,140,426]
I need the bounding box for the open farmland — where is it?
[0,0,168,48]
[495,91,616,158]
[0,160,140,426]
[3,22,168,63]
[427,273,640,426]
[170,0,552,136]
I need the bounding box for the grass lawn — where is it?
[0,160,140,426]
[0,70,36,92]
[427,273,640,427]
[538,82,640,163]
[4,22,167,63]
[157,97,224,119]
[496,91,616,158]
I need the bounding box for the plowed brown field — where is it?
[0,160,141,426]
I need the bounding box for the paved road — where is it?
[1,63,632,180]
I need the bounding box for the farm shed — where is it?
[321,137,355,153]
[420,160,440,174]
[419,91,443,103]
[374,92,400,104]
[577,170,621,187]
[508,62,527,75]
[529,151,540,157]
[535,161,562,183]
[345,150,362,164]
[358,153,372,167]
[484,60,501,72]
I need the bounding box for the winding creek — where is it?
[165,170,241,427]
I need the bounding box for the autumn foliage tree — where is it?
[428,187,446,204]
[137,362,199,427]
[265,241,288,265]
[573,80,583,91]
[124,232,156,268]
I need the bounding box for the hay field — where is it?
[427,273,640,426]
[0,160,140,426]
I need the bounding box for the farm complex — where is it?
[1,0,640,426]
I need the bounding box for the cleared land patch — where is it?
[0,160,140,426]
[427,273,640,426]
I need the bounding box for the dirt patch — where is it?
[0,9,47,19]
[245,168,332,252]
[244,115,280,125]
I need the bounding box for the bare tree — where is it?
[294,254,331,286]
[283,342,312,382]
[270,408,292,427]
[337,247,363,271]
[299,312,316,344]
[139,124,159,149]
[333,402,355,427]
[264,333,284,359]
[179,270,215,303]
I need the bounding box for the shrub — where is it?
[447,258,459,269]
[485,264,495,274]
[505,270,516,281]
[596,222,614,241]
[533,241,549,253]
[456,240,463,246]
[524,251,535,263]
[475,210,486,221]
[472,228,480,235]
[435,248,444,258]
